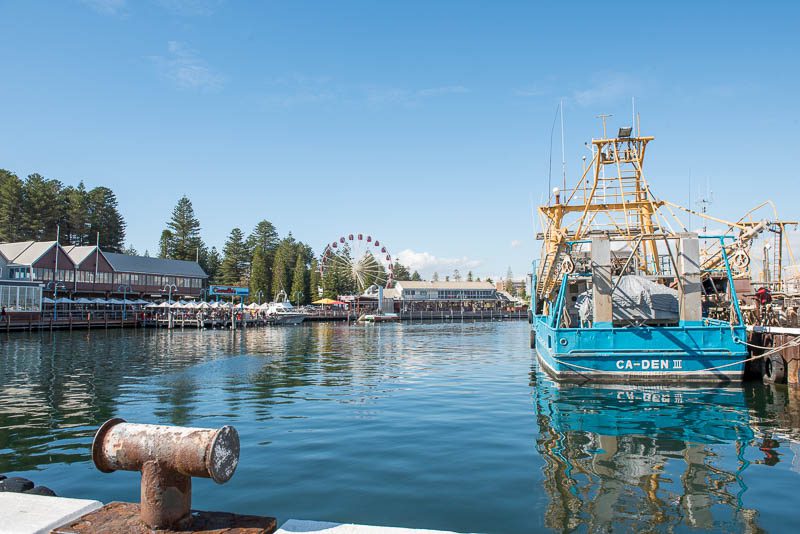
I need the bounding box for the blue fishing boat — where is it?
[531,126,749,382]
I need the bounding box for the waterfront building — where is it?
[0,240,208,299]
[390,280,513,312]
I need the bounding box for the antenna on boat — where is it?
[596,114,612,138]
[631,97,635,135]
[560,99,566,192]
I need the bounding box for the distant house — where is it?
[0,241,208,299]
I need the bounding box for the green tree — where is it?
[220,228,248,285]
[453,269,462,282]
[410,271,422,281]
[466,270,474,282]
[205,246,222,282]
[158,230,173,259]
[504,266,514,294]
[432,271,439,282]
[270,238,294,298]
[63,182,89,245]
[309,259,322,301]
[392,261,411,281]
[86,186,126,251]
[246,220,279,256]
[166,196,203,261]
[21,173,63,241]
[249,245,270,303]
[0,170,23,242]
[290,255,308,304]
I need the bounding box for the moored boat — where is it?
[531,125,749,382]
[266,291,307,325]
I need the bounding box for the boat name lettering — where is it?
[614,359,683,370]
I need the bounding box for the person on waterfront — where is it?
[1,306,6,321]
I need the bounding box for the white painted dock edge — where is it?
[277,519,463,534]
[0,492,103,534]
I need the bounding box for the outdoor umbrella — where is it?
[145,302,159,308]
[55,297,74,304]
[41,297,55,304]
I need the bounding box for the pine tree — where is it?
[63,182,89,245]
[21,173,63,241]
[432,272,439,282]
[453,269,462,281]
[309,259,322,302]
[410,271,422,281]
[220,228,248,285]
[467,270,474,282]
[290,255,307,304]
[392,261,411,281]
[86,186,126,252]
[0,170,23,242]
[270,238,294,298]
[166,196,203,261]
[504,266,514,294]
[159,230,174,259]
[205,247,222,282]
[249,246,270,303]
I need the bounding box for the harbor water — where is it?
[1,322,799,533]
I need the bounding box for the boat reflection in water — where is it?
[531,367,800,532]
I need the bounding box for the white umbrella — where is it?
[197,302,210,309]
[55,297,74,304]
[107,298,126,305]
[135,299,150,305]
[91,298,109,305]
[259,303,270,310]
[74,297,94,304]
[247,302,259,310]
[170,301,185,309]
[156,301,172,308]
[145,302,159,308]
[42,297,55,304]
[184,301,198,309]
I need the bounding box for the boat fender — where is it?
[530,330,536,349]
[763,354,786,384]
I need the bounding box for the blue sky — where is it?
[1,1,799,280]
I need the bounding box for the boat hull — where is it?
[533,316,748,383]
[268,314,306,325]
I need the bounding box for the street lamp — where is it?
[117,284,133,320]
[163,283,178,303]
[164,283,178,328]
[46,281,67,321]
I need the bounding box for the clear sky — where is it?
[1,1,798,280]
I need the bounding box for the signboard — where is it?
[209,285,250,297]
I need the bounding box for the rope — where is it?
[548,335,800,376]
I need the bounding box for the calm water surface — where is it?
[1,322,799,533]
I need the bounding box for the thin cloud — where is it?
[572,73,642,106]
[367,85,470,107]
[513,86,545,98]
[511,240,522,248]
[259,77,469,109]
[80,0,126,15]
[150,41,225,91]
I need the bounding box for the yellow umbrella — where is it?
[313,298,338,305]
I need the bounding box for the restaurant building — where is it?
[382,280,512,312]
[0,241,208,300]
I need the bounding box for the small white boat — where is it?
[266,291,307,325]
[358,312,399,323]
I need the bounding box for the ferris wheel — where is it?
[320,233,394,292]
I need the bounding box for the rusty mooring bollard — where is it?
[92,418,240,530]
